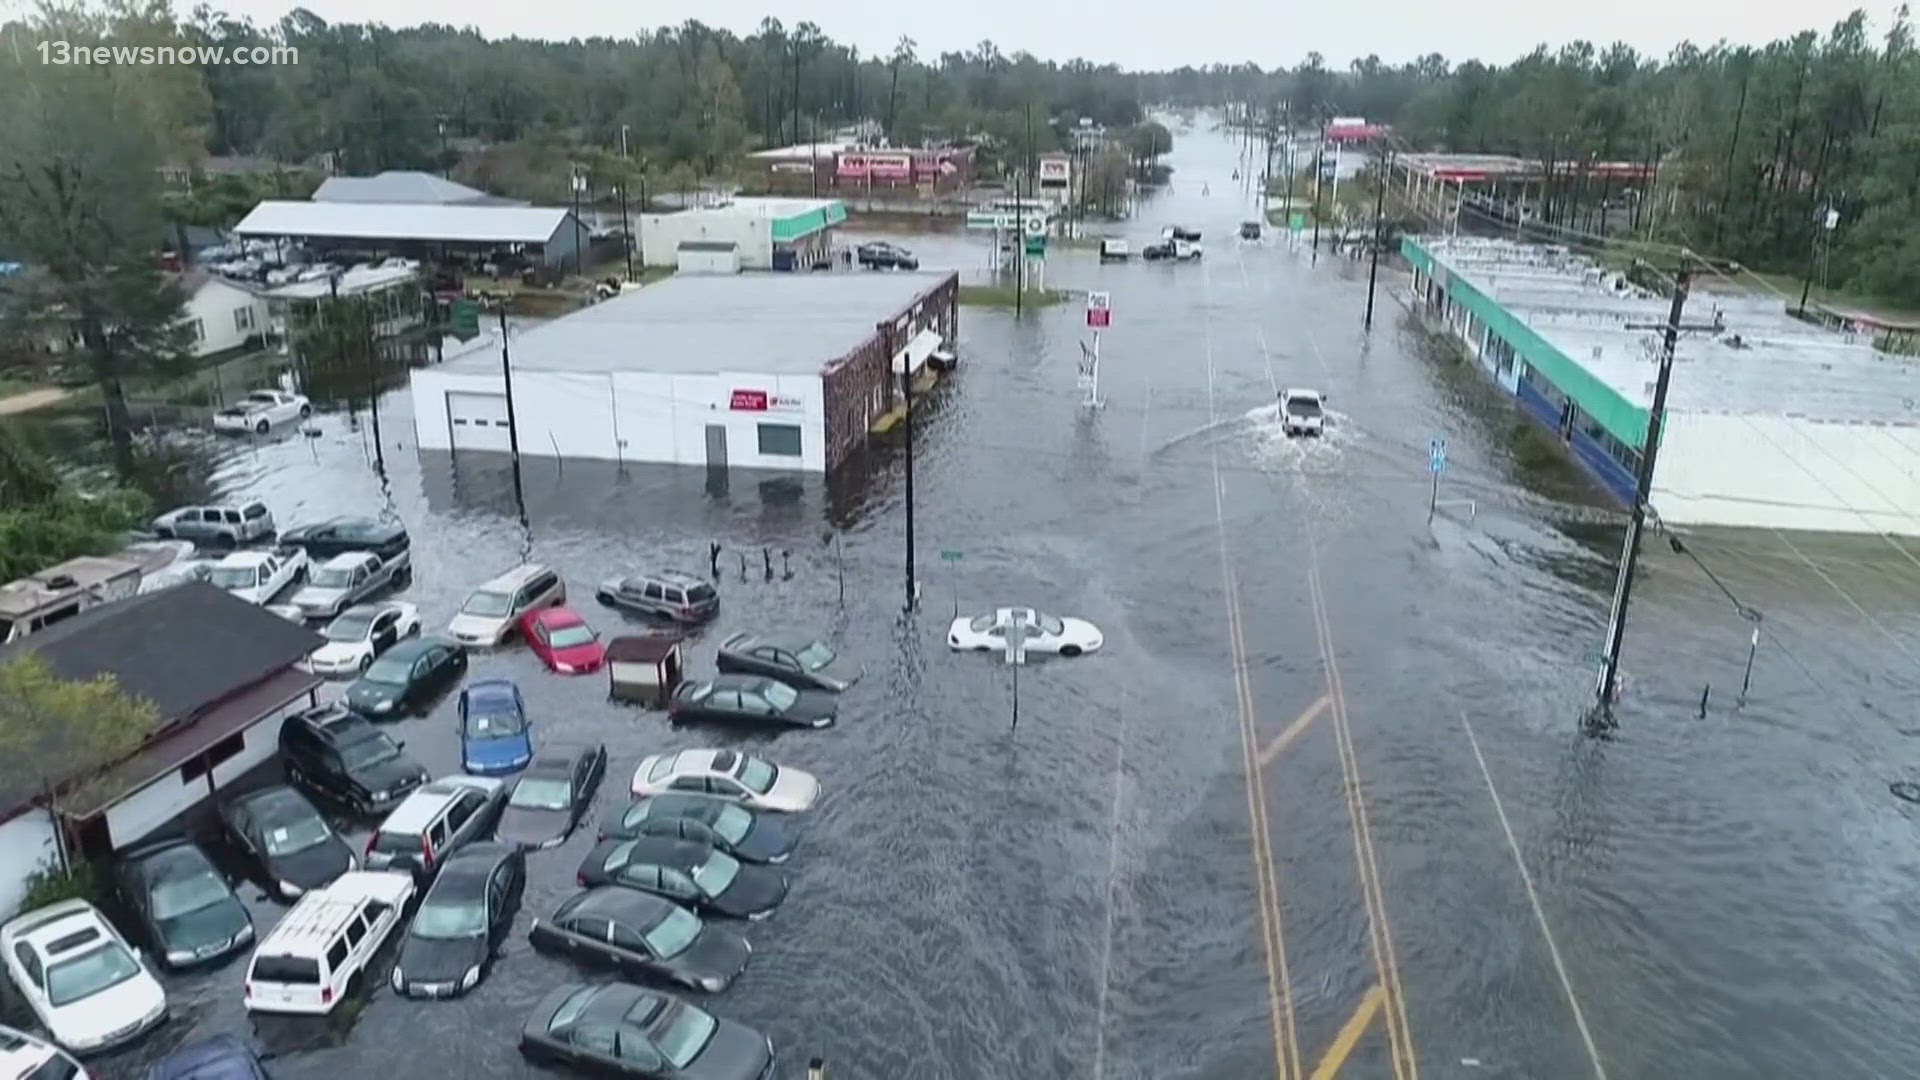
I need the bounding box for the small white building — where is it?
[409,271,959,473]
[178,271,269,357]
[638,197,847,272]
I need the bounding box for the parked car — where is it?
[449,564,566,646]
[137,558,214,595]
[519,982,774,1080]
[263,604,305,623]
[218,785,356,899]
[529,888,750,993]
[150,501,274,546]
[856,241,919,270]
[715,632,862,691]
[344,635,467,718]
[207,547,307,605]
[458,678,534,775]
[1280,387,1326,436]
[947,607,1104,655]
[277,516,410,563]
[496,744,608,850]
[365,775,508,878]
[242,871,413,1014]
[303,601,421,676]
[630,749,820,813]
[668,675,836,729]
[1240,221,1263,240]
[1098,238,1131,262]
[288,550,409,620]
[578,837,785,921]
[522,606,607,674]
[212,389,310,435]
[0,900,168,1053]
[391,843,525,999]
[142,1034,270,1080]
[280,703,429,816]
[0,1025,87,1080]
[596,571,719,624]
[601,796,797,865]
[110,839,253,969]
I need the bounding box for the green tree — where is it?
[0,653,158,871]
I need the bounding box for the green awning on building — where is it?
[770,201,848,243]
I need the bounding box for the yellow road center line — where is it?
[1307,985,1386,1080]
[1260,695,1331,767]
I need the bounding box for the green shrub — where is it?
[21,860,101,910]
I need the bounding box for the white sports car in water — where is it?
[947,608,1104,656]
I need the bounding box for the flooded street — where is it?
[69,120,1920,1079]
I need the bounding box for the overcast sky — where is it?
[191,0,1891,68]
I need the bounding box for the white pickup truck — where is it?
[213,390,311,435]
[207,548,309,605]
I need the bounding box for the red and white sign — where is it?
[730,390,769,411]
[1039,157,1071,182]
[1086,291,1112,328]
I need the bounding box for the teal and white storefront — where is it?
[1401,236,1648,504]
[639,197,849,272]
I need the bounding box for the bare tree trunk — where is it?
[79,315,137,481]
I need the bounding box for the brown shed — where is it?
[606,634,685,707]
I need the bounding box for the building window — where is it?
[234,306,255,332]
[757,423,802,457]
[182,731,247,783]
[187,318,205,343]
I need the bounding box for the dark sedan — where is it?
[715,633,862,691]
[218,785,356,899]
[110,839,253,969]
[668,675,836,729]
[143,1034,272,1079]
[529,887,750,993]
[577,838,786,920]
[856,241,918,270]
[520,982,774,1080]
[496,744,607,850]
[601,796,797,865]
[278,516,410,563]
[391,842,525,999]
[345,636,466,718]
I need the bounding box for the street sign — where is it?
[1289,212,1307,233]
[1023,215,1047,237]
[449,299,480,337]
[1428,436,1448,474]
[939,549,963,562]
[1087,291,1112,328]
[1024,235,1047,256]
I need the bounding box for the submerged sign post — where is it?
[1005,617,1027,734]
[1081,292,1111,408]
[1428,436,1447,523]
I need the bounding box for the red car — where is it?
[521,606,607,674]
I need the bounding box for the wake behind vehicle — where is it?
[519,981,774,1080]
[212,389,309,435]
[1280,388,1327,436]
[0,900,168,1053]
[529,888,750,993]
[715,632,862,691]
[668,675,837,729]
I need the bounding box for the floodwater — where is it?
[58,120,1920,1079]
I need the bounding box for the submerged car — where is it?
[947,608,1104,656]
[459,678,534,775]
[142,1034,271,1080]
[277,516,410,562]
[212,389,309,435]
[110,839,253,969]
[218,785,356,899]
[577,838,787,920]
[856,241,919,270]
[715,633,862,691]
[596,571,718,624]
[496,744,608,850]
[0,900,168,1053]
[601,796,798,865]
[280,703,430,816]
[629,749,820,813]
[0,1026,86,1080]
[304,601,421,676]
[522,606,607,675]
[529,888,750,993]
[391,843,524,999]
[668,675,837,729]
[519,981,774,1080]
[344,636,466,718]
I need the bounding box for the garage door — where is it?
[447,391,513,452]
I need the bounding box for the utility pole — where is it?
[1016,101,1031,317]
[437,115,449,178]
[1591,269,1694,725]
[619,126,635,281]
[1311,139,1324,262]
[498,306,522,461]
[900,360,916,611]
[1364,148,1392,330]
[570,168,587,278]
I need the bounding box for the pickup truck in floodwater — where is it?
[288,550,411,620]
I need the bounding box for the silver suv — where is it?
[365,776,506,880]
[596,570,719,624]
[152,501,275,546]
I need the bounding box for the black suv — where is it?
[280,703,429,816]
[278,516,411,563]
[856,241,919,270]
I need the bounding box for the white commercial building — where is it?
[638,197,847,272]
[1406,237,1920,535]
[409,271,959,473]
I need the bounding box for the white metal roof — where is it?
[235,200,575,245]
[313,171,522,207]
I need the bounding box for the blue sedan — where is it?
[459,679,533,775]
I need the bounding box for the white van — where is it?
[447,564,565,646]
[242,871,414,1014]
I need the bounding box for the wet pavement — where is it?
[49,120,1920,1079]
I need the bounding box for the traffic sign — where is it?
[1087,290,1112,328]
[1023,215,1047,237]
[939,549,963,562]
[1428,436,1448,474]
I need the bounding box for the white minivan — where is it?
[447,564,565,646]
[243,871,414,1014]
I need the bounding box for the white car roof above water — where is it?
[1282,387,1323,400]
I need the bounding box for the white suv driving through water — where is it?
[1280,388,1326,437]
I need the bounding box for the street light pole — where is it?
[1364,148,1392,330]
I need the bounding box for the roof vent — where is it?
[42,574,78,589]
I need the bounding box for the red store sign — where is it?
[730,390,769,411]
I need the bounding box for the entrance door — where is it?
[448,392,512,452]
[704,424,728,469]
